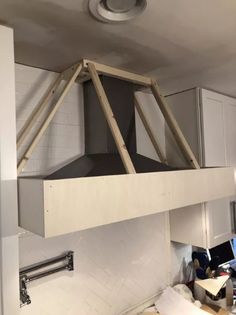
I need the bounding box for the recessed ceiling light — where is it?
[88,0,147,23]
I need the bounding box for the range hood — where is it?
[17,60,235,237]
[47,76,174,180]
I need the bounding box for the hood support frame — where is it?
[17,59,200,175]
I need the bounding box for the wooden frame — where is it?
[87,62,136,174]
[17,59,200,175]
[82,59,151,86]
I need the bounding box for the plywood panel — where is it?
[19,167,235,237]
[18,179,45,236]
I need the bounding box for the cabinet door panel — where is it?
[170,204,207,248]
[206,198,232,248]
[201,91,226,167]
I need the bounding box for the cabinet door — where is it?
[205,198,233,248]
[170,203,207,248]
[200,90,227,166]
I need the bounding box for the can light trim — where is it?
[88,0,147,23]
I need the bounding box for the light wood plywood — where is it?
[18,167,235,237]
[18,179,45,236]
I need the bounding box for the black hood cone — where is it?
[47,76,174,180]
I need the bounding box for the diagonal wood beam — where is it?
[150,80,200,169]
[134,95,167,164]
[87,62,136,174]
[17,63,83,175]
[17,73,63,149]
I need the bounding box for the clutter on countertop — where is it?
[140,285,230,315]
[195,275,230,297]
[193,252,210,280]
[141,304,229,315]
[173,284,202,308]
[192,251,234,280]
[155,286,208,315]
[139,245,236,315]
[141,284,201,314]
[201,304,229,315]
[192,250,234,308]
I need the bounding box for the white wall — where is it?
[0,26,19,315]
[16,64,191,315]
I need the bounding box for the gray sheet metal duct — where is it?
[47,76,175,180]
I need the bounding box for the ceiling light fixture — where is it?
[88,0,147,23]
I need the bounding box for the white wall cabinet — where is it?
[167,88,236,248]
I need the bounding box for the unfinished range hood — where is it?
[18,60,235,237]
[47,76,173,180]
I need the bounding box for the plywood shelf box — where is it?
[17,59,235,237]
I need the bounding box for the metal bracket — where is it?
[20,275,31,306]
[19,251,74,307]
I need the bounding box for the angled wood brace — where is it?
[134,95,167,164]
[17,59,200,175]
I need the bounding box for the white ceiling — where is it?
[1,0,236,95]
